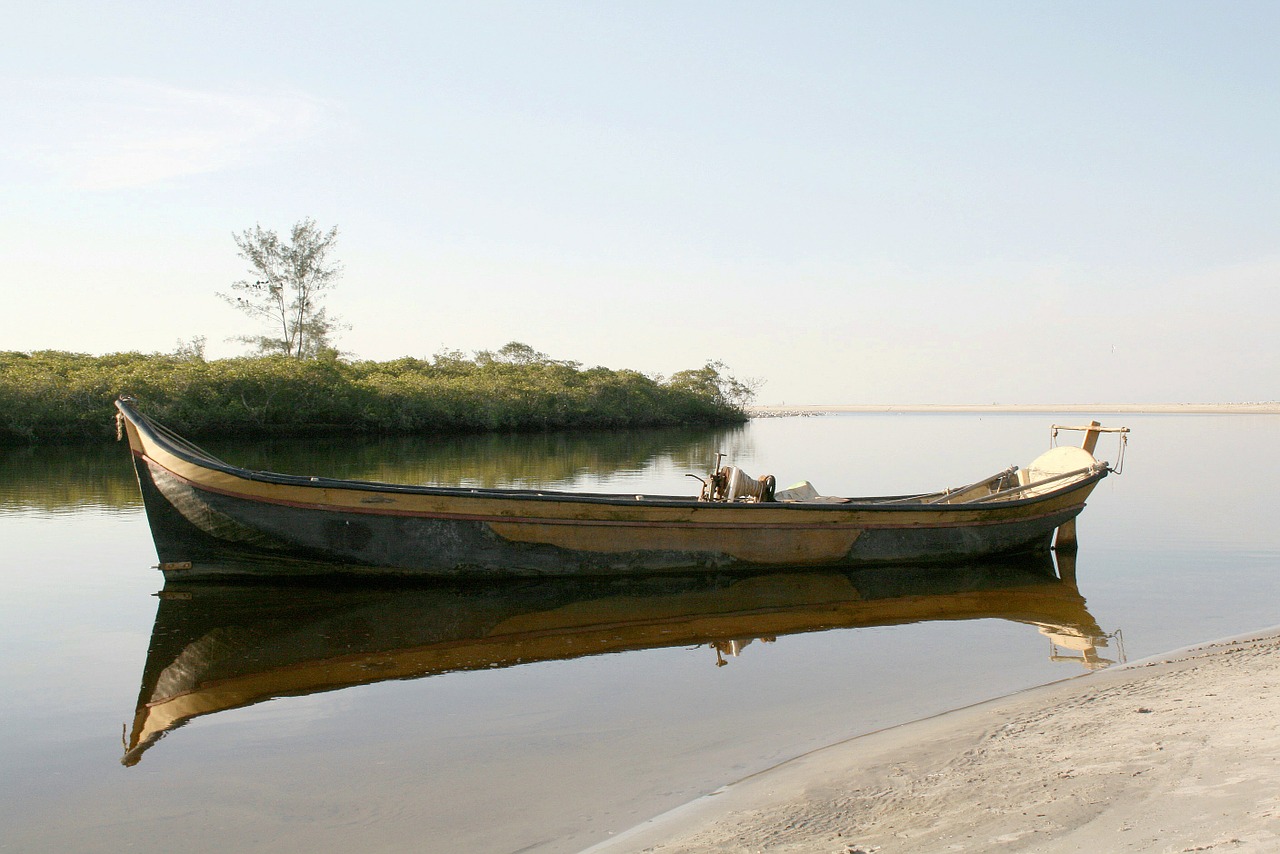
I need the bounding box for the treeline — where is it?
[0,347,753,443]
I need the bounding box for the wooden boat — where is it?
[115,397,1127,580]
[122,553,1117,765]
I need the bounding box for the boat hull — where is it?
[117,400,1106,580]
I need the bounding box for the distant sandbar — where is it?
[750,402,1280,416]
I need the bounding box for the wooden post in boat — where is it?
[1055,539,1078,583]
[1055,518,1078,552]
[1056,421,1102,552]
[1080,420,1103,456]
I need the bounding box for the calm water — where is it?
[2,413,1277,853]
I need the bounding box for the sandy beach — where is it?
[586,630,1280,853]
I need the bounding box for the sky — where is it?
[2,1,1277,404]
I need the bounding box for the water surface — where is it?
[2,413,1276,853]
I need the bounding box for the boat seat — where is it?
[774,481,850,504]
[1015,446,1098,498]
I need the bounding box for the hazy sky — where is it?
[2,2,1276,403]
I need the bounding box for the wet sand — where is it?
[586,630,1280,853]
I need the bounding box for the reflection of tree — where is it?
[0,444,142,512]
[0,425,749,511]
[206,425,749,488]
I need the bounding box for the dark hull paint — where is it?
[136,454,1086,580]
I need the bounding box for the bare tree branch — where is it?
[218,218,345,358]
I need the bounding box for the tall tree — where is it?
[221,218,344,358]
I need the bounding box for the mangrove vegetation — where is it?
[0,347,755,444]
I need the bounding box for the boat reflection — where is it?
[123,552,1118,765]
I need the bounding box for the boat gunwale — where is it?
[116,399,1109,515]
[135,452,1090,533]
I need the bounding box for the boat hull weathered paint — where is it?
[116,398,1110,580]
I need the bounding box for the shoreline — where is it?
[749,402,1280,416]
[585,627,1280,853]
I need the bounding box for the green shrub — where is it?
[0,348,750,443]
